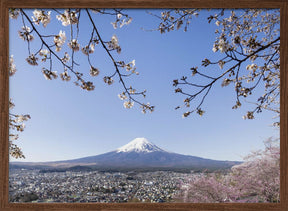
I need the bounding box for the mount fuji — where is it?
[11,138,241,171]
[11,138,240,171]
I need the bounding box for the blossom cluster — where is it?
[32,10,51,27]
[14,114,31,123]
[111,13,132,29]
[61,52,70,63]
[54,30,66,52]
[107,35,121,54]
[140,103,154,114]
[212,38,229,53]
[123,101,134,109]
[56,9,79,26]
[156,9,199,34]
[242,111,254,120]
[60,71,71,81]
[9,55,17,76]
[103,76,114,85]
[81,43,95,55]
[118,92,128,100]
[68,39,80,52]
[26,54,38,66]
[18,26,34,41]
[9,142,25,159]
[90,66,100,77]
[39,49,50,62]
[125,60,136,72]
[42,68,58,80]
[80,81,95,91]
[117,60,138,75]
[9,9,20,19]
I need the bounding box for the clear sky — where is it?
[9,9,279,162]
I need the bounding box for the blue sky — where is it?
[9,9,279,162]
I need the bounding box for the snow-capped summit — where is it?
[116,137,164,153]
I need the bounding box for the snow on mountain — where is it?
[116,137,164,153]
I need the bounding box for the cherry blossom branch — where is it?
[20,9,82,80]
[154,9,280,120]
[174,36,279,118]
[86,9,154,112]
[17,9,153,112]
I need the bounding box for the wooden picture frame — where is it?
[1,0,287,210]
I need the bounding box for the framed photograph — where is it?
[1,0,287,210]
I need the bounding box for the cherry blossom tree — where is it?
[178,172,240,203]
[153,9,280,124]
[8,99,30,159]
[176,138,280,203]
[9,56,30,159]
[230,137,280,202]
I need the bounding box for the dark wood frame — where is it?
[1,0,287,210]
